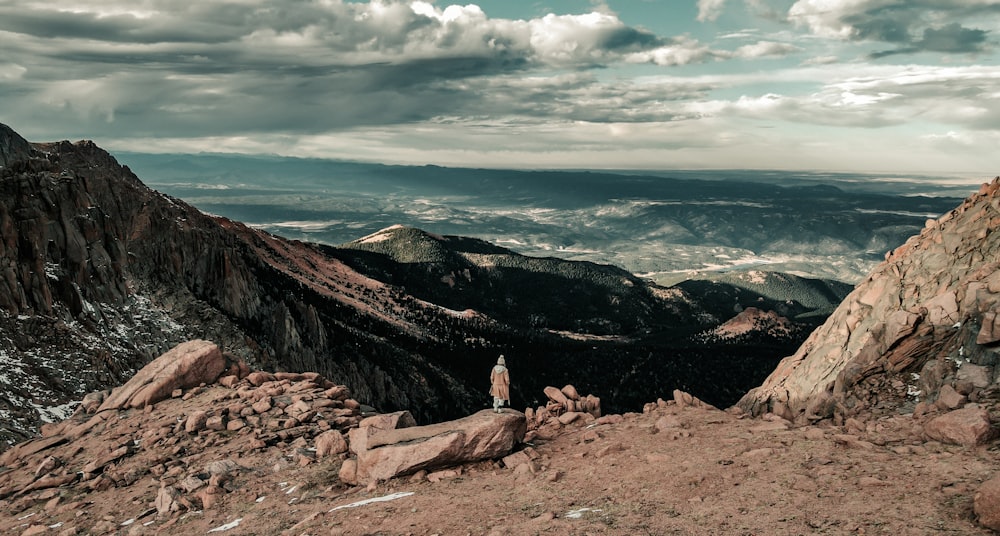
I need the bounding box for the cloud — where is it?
[698,0,728,22]
[788,0,998,56]
[684,64,1000,132]
[1,0,767,141]
[919,22,989,53]
[730,41,802,58]
[0,1,678,73]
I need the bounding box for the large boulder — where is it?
[350,409,526,483]
[975,476,1000,531]
[923,407,995,446]
[98,340,227,411]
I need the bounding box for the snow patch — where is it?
[329,492,415,512]
[207,518,242,533]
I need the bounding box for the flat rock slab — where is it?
[354,409,526,483]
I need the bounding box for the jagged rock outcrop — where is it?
[701,307,795,341]
[524,385,602,441]
[0,123,34,169]
[96,340,228,411]
[739,178,1000,424]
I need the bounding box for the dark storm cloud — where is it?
[0,0,735,143]
[790,0,996,57]
[920,23,989,53]
[869,22,990,59]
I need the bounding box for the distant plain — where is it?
[120,153,982,286]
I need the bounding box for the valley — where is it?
[118,153,976,285]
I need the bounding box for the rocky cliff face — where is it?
[739,178,1000,424]
[0,124,477,446]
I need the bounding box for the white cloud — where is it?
[0,63,27,80]
[731,40,802,58]
[625,37,718,65]
[698,0,728,22]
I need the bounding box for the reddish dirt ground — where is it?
[4,390,998,536]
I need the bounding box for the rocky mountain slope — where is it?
[739,177,1000,425]
[0,123,473,445]
[0,124,833,448]
[4,124,1000,532]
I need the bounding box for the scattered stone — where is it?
[247,371,276,387]
[21,524,48,536]
[975,476,1000,531]
[339,459,358,486]
[544,386,569,406]
[655,415,682,432]
[155,485,183,516]
[218,375,239,388]
[427,469,460,482]
[935,385,967,411]
[557,412,585,425]
[252,397,273,414]
[315,430,349,458]
[561,385,581,401]
[185,410,209,434]
[596,414,623,426]
[502,450,532,469]
[923,407,996,446]
[206,415,227,431]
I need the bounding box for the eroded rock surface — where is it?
[740,178,1000,425]
[97,340,227,411]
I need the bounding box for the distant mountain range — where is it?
[0,124,851,447]
[117,152,975,285]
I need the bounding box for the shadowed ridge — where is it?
[0,122,34,169]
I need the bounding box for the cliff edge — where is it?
[739,178,1000,424]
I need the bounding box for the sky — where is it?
[1,0,999,174]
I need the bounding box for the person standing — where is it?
[490,355,510,413]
